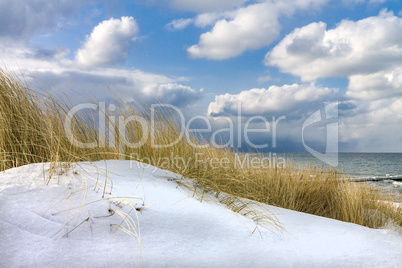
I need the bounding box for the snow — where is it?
[1,160,401,268]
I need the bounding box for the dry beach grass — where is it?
[0,68,401,230]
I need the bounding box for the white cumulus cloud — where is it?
[76,17,139,68]
[347,68,402,100]
[142,83,203,106]
[187,0,328,60]
[266,10,402,81]
[194,12,225,28]
[187,2,280,60]
[338,97,402,151]
[208,83,336,116]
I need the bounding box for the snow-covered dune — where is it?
[1,160,401,267]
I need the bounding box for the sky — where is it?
[0,0,402,153]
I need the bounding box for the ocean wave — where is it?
[393,181,402,187]
[349,175,402,182]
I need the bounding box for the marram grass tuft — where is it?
[0,68,400,229]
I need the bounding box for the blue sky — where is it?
[1,0,402,152]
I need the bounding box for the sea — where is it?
[276,153,402,202]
